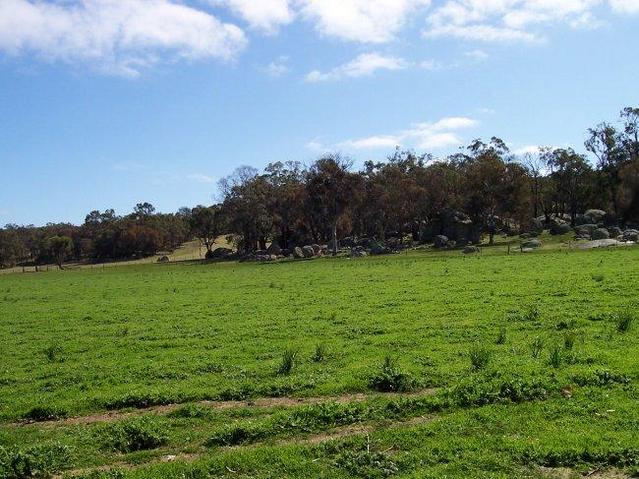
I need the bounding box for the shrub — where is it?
[469,345,491,371]
[572,370,631,387]
[312,343,327,362]
[0,443,71,479]
[563,331,576,350]
[23,405,68,422]
[168,404,214,419]
[496,327,507,345]
[277,349,297,376]
[98,417,168,453]
[548,345,563,368]
[531,337,544,358]
[368,356,417,393]
[615,312,635,333]
[207,424,266,447]
[447,376,550,407]
[334,447,399,478]
[524,304,541,321]
[43,344,64,363]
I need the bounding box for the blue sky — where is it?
[1,0,638,226]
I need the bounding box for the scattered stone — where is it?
[350,247,367,258]
[592,228,610,240]
[583,209,607,224]
[463,246,480,254]
[578,239,621,250]
[266,242,282,256]
[434,235,449,249]
[302,245,315,258]
[521,239,541,249]
[292,247,304,259]
[623,229,639,242]
[311,244,321,256]
[550,221,572,235]
[370,241,390,255]
[206,247,233,259]
[608,226,622,238]
[157,255,170,263]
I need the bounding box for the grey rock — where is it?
[434,235,449,249]
[463,246,480,254]
[521,239,541,249]
[592,228,610,240]
[292,247,304,259]
[302,245,315,258]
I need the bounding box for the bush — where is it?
[43,344,64,363]
[277,349,297,376]
[563,331,576,350]
[98,417,168,453]
[312,343,327,362]
[548,345,563,368]
[23,405,68,422]
[447,376,551,407]
[572,370,631,387]
[531,337,544,358]
[334,447,399,478]
[368,356,417,393]
[0,443,71,479]
[469,345,491,371]
[615,312,635,333]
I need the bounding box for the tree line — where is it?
[1,107,638,268]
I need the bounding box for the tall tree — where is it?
[305,155,363,255]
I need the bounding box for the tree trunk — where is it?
[332,222,338,256]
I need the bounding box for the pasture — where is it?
[1,245,638,478]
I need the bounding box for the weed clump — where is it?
[43,344,64,363]
[563,331,576,350]
[496,327,507,345]
[312,343,327,362]
[0,443,70,479]
[548,345,563,368]
[572,370,631,387]
[614,312,635,333]
[277,349,297,376]
[369,356,417,392]
[531,337,544,358]
[334,445,399,478]
[469,345,491,371]
[23,405,68,422]
[98,417,167,453]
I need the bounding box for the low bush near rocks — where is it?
[97,417,168,453]
[369,356,417,392]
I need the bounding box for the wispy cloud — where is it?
[305,53,408,82]
[309,116,479,152]
[186,173,215,184]
[210,0,294,34]
[262,55,290,77]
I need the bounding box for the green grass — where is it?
[1,244,638,478]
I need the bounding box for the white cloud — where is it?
[609,0,639,13]
[338,116,479,151]
[513,145,543,156]
[186,173,215,184]
[262,55,290,77]
[465,49,489,61]
[211,0,294,33]
[0,0,247,76]
[423,0,605,43]
[299,0,431,43]
[305,53,408,82]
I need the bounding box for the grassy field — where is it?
[1,241,638,478]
